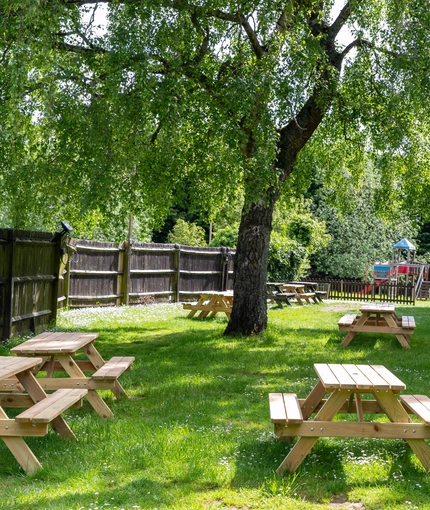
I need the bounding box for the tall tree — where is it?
[1,1,430,334]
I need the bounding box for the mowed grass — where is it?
[1,300,430,509]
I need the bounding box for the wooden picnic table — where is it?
[266,283,296,308]
[338,302,416,348]
[0,355,87,474]
[269,363,430,474]
[9,332,134,418]
[278,283,316,305]
[183,291,233,318]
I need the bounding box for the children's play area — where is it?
[366,238,428,295]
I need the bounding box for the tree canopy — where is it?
[1,0,430,334]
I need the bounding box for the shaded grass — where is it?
[1,301,430,509]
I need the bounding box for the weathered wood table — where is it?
[183,292,233,318]
[278,283,316,305]
[269,363,430,474]
[266,283,296,308]
[338,302,415,348]
[0,355,87,474]
[9,332,134,418]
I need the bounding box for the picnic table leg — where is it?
[384,314,411,348]
[375,391,430,469]
[341,331,356,346]
[340,312,369,346]
[17,370,76,438]
[85,343,130,399]
[276,389,349,474]
[0,407,42,474]
[56,355,114,418]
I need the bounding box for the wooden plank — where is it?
[337,314,357,326]
[313,364,340,389]
[371,365,406,391]
[283,393,303,423]
[342,364,373,389]
[91,356,134,380]
[16,388,87,423]
[327,364,357,389]
[275,421,430,439]
[402,316,416,328]
[355,365,391,390]
[269,393,287,422]
[401,395,430,425]
[0,357,42,379]
[0,419,48,436]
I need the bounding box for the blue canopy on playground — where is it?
[392,238,416,250]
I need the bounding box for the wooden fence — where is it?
[63,239,235,308]
[0,229,62,340]
[1,228,422,340]
[309,278,416,305]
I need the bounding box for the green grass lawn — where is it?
[1,300,430,510]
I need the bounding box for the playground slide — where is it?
[360,279,388,294]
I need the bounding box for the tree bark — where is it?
[224,90,329,336]
[224,193,276,335]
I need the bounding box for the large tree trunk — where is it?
[224,95,328,336]
[224,193,276,336]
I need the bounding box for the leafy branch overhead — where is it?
[1,0,430,334]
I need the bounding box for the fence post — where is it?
[221,247,227,291]
[175,245,181,303]
[64,251,70,308]
[3,230,15,340]
[121,241,131,306]
[51,238,62,324]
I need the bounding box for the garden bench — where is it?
[15,388,87,424]
[337,313,358,327]
[269,392,303,424]
[401,316,416,329]
[400,394,430,425]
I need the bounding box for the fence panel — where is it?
[128,243,177,303]
[65,241,236,308]
[325,279,415,304]
[67,239,124,308]
[0,229,60,340]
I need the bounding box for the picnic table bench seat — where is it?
[295,292,317,304]
[16,388,88,424]
[269,393,303,424]
[266,288,297,308]
[401,316,416,329]
[337,313,358,327]
[400,395,430,425]
[91,356,135,381]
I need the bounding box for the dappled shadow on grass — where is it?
[16,303,430,507]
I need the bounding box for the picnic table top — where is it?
[11,332,99,355]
